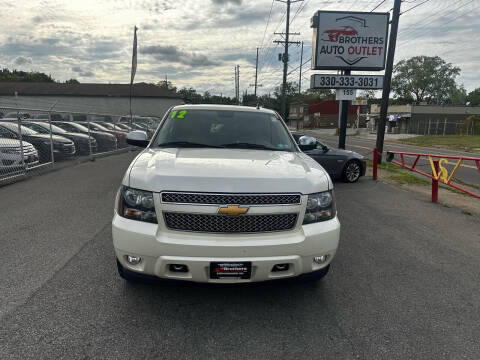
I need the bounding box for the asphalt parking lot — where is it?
[1,151,479,359]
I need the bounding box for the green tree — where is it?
[65,78,80,84]
[156,80,177,93]
[391,56,461,104]
[447,85,467,105]
[0,68,55,82]
[467,88,480,105]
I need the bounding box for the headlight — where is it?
[118,186,157,223]
[303,191,336,224]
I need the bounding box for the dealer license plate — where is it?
[210,262,252,280]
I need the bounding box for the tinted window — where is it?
[153,109,295,151]
[0,122,38,135]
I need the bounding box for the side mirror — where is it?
[126,130,149,147]
[298,135,316,151]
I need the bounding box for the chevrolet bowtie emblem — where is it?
[218,205,249,216]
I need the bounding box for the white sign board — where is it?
[352,98,367,105]
[311,11,389,71]
[336,89,356,100]
[311,74,384,89]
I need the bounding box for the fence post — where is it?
[443,118,447,136]
[432,160,439,203]
[436,119,439,135]
[16,111,26,172]
[48,111,55,165]
[416,119,420,134]
[427,118,431,135]
[373,147,378,180]
[87,115,93,156]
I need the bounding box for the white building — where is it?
[0,82,183,117]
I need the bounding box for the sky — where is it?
[0,0,479,98]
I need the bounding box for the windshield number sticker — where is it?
[171,110,187,119]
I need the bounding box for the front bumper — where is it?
[361,159,367,176]
[112,214,340,283]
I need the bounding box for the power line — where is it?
[371,0,387,12]
[400,0,431,15]
[398,1,477,48]
[259,0,275,49]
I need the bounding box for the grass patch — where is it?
[387,173,430,186]
[399,135,480,153]
[365,158,402,173]
[462,210,472,216]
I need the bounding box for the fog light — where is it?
[313,255,329,264]
[125,255,142,265]
[272,263,290,272]
[169,264,189,273]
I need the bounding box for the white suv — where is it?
[112,105,340,283]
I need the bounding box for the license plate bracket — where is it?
[210,262,252,280]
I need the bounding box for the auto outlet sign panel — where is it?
[312,11,389,71]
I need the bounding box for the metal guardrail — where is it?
[385,150,480,201]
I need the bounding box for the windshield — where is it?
[36,122,68,133]
[67,123,89,132]
[0,122,38,135]
[90,123,109,131]
[152,109,295,151]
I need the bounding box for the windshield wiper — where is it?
[155,141,224,148]
[220,142,281,151]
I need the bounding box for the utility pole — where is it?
[376,0,401,163]
[254,47,259,99]
[234,66,237,104]
[338,70,351,149]
[250,48,263,105]
[165,75,168,88]
[234,65,240,105]
[298,41,303,94]
[274,0,302,121]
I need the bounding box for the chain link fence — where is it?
[406,116,480,136]
[0,106,162,185]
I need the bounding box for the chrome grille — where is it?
[161,192,301,205]
[163,212,298,233]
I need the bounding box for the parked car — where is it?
[113,104,340,283]
[0,122,75,163]
[90,121,127,133]
[32,113,65,122]
[23,121,97,155]
[77,122,127,148]
[64,113,88,122]
[291,131,366,183]
[4,112,31,119]
[54,121,117,152]
[116,118,156,138]
[111,123,133,131]
[0,138,39,171]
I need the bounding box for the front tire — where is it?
[342,160,361,183]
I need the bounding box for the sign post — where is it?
[310,10,389,149]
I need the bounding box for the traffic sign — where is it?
[311,74,384,89]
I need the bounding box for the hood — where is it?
[325,147,363,158]
[57,132,90,141]
[27,133,73,143]
[127,148,330,194]
[91,131,116,140]
[0,138,33,149]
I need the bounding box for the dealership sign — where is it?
[311,11,389,71]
